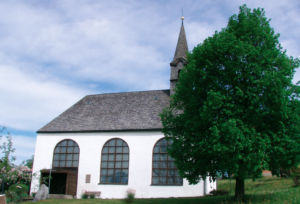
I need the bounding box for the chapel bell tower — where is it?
[170,16,188,96]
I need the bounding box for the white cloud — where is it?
[0,64,87,131]
[0,1,171,90]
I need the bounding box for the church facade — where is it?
[30,20,217,199]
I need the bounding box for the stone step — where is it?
[49,194,74,199]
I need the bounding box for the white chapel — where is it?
[30,18,217,199]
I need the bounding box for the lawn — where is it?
[22,177,300,203]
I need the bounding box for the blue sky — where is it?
[0,0,299,164]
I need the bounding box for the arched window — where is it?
[152,138,183,185]
[53,139,80,168]
[100,139,129,184]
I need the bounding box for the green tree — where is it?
[160,5,300,199]
[0,126,16,179]
[25,155,34,169]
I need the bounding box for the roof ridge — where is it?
[85,89,170,97]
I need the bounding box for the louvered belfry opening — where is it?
[48,139,80,196]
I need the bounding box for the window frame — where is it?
[151,138,183,186]
[99,138,130,185]
[52,139,80,169]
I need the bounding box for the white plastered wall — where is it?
[31,131,216,198]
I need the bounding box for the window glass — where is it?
[154,147,160,153]
[61,147,66,153]
[73,161,78,167]
[54,154,59,160]
[108,155,115,161]
[116,154,122,161]
[68,140,74,146]
[102,162,108,168]
[54,147,60,153]
[100,139,129,184]
[116,147,122,153]
[60,154,66,160]
[121,177,128,183]
[53,140,80,169]
[66,161,72,167]
[53,161,59,167]
[101,176,106,183]
[152,138,183,185]
[67,147,73,153]
[116,139,123,146]
[101,169,107,175]
[66,154,72,160]
[102,155,108,161]
[122,162,129,168]
[109,147,115,153]
[103,147,109,153]
[109,139,116,146]
[108,162,114,168]
[123,147,129,153]
[74,147,79,153]
[115,162,122,168]
[123,154,129,161]
[73,154,79,160]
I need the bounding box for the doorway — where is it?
[41,170,78,196]
[41,173,67,194]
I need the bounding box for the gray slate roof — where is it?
[38,90,170,133]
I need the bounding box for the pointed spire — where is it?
[172,16,188,64]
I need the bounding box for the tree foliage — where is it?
[25,155,34,169]
[0,126,31,186]
[160,5,300,198]
[0,126,16,178]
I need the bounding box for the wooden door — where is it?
[66,171,78,196]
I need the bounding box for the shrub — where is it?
[8,184,29,196]
[13,195,20,202]
[5,191,18,201]
[293,175,300,186]
[4,191,12,198]
[81,193,88,199]
[127,188,136,199]
[6,198,11,203]
[209,189,229,196]
[90,194,95,199]
[20,193,28,198]
[31,192,37,197]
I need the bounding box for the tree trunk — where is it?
[222,172,225,179]
[235,177,244,199]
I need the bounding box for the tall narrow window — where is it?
[53,139,80,168]
[100,139,129,184]
[178,69,182,78]
[152,138,183,185]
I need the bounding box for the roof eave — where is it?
[37,128,164,134]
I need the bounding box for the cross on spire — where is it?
[181,9,184,25]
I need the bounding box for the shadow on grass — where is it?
[203,193,279,204]
[256,179,276,183]
[116,193,282,204]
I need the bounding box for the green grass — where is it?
[15,177,300,204]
